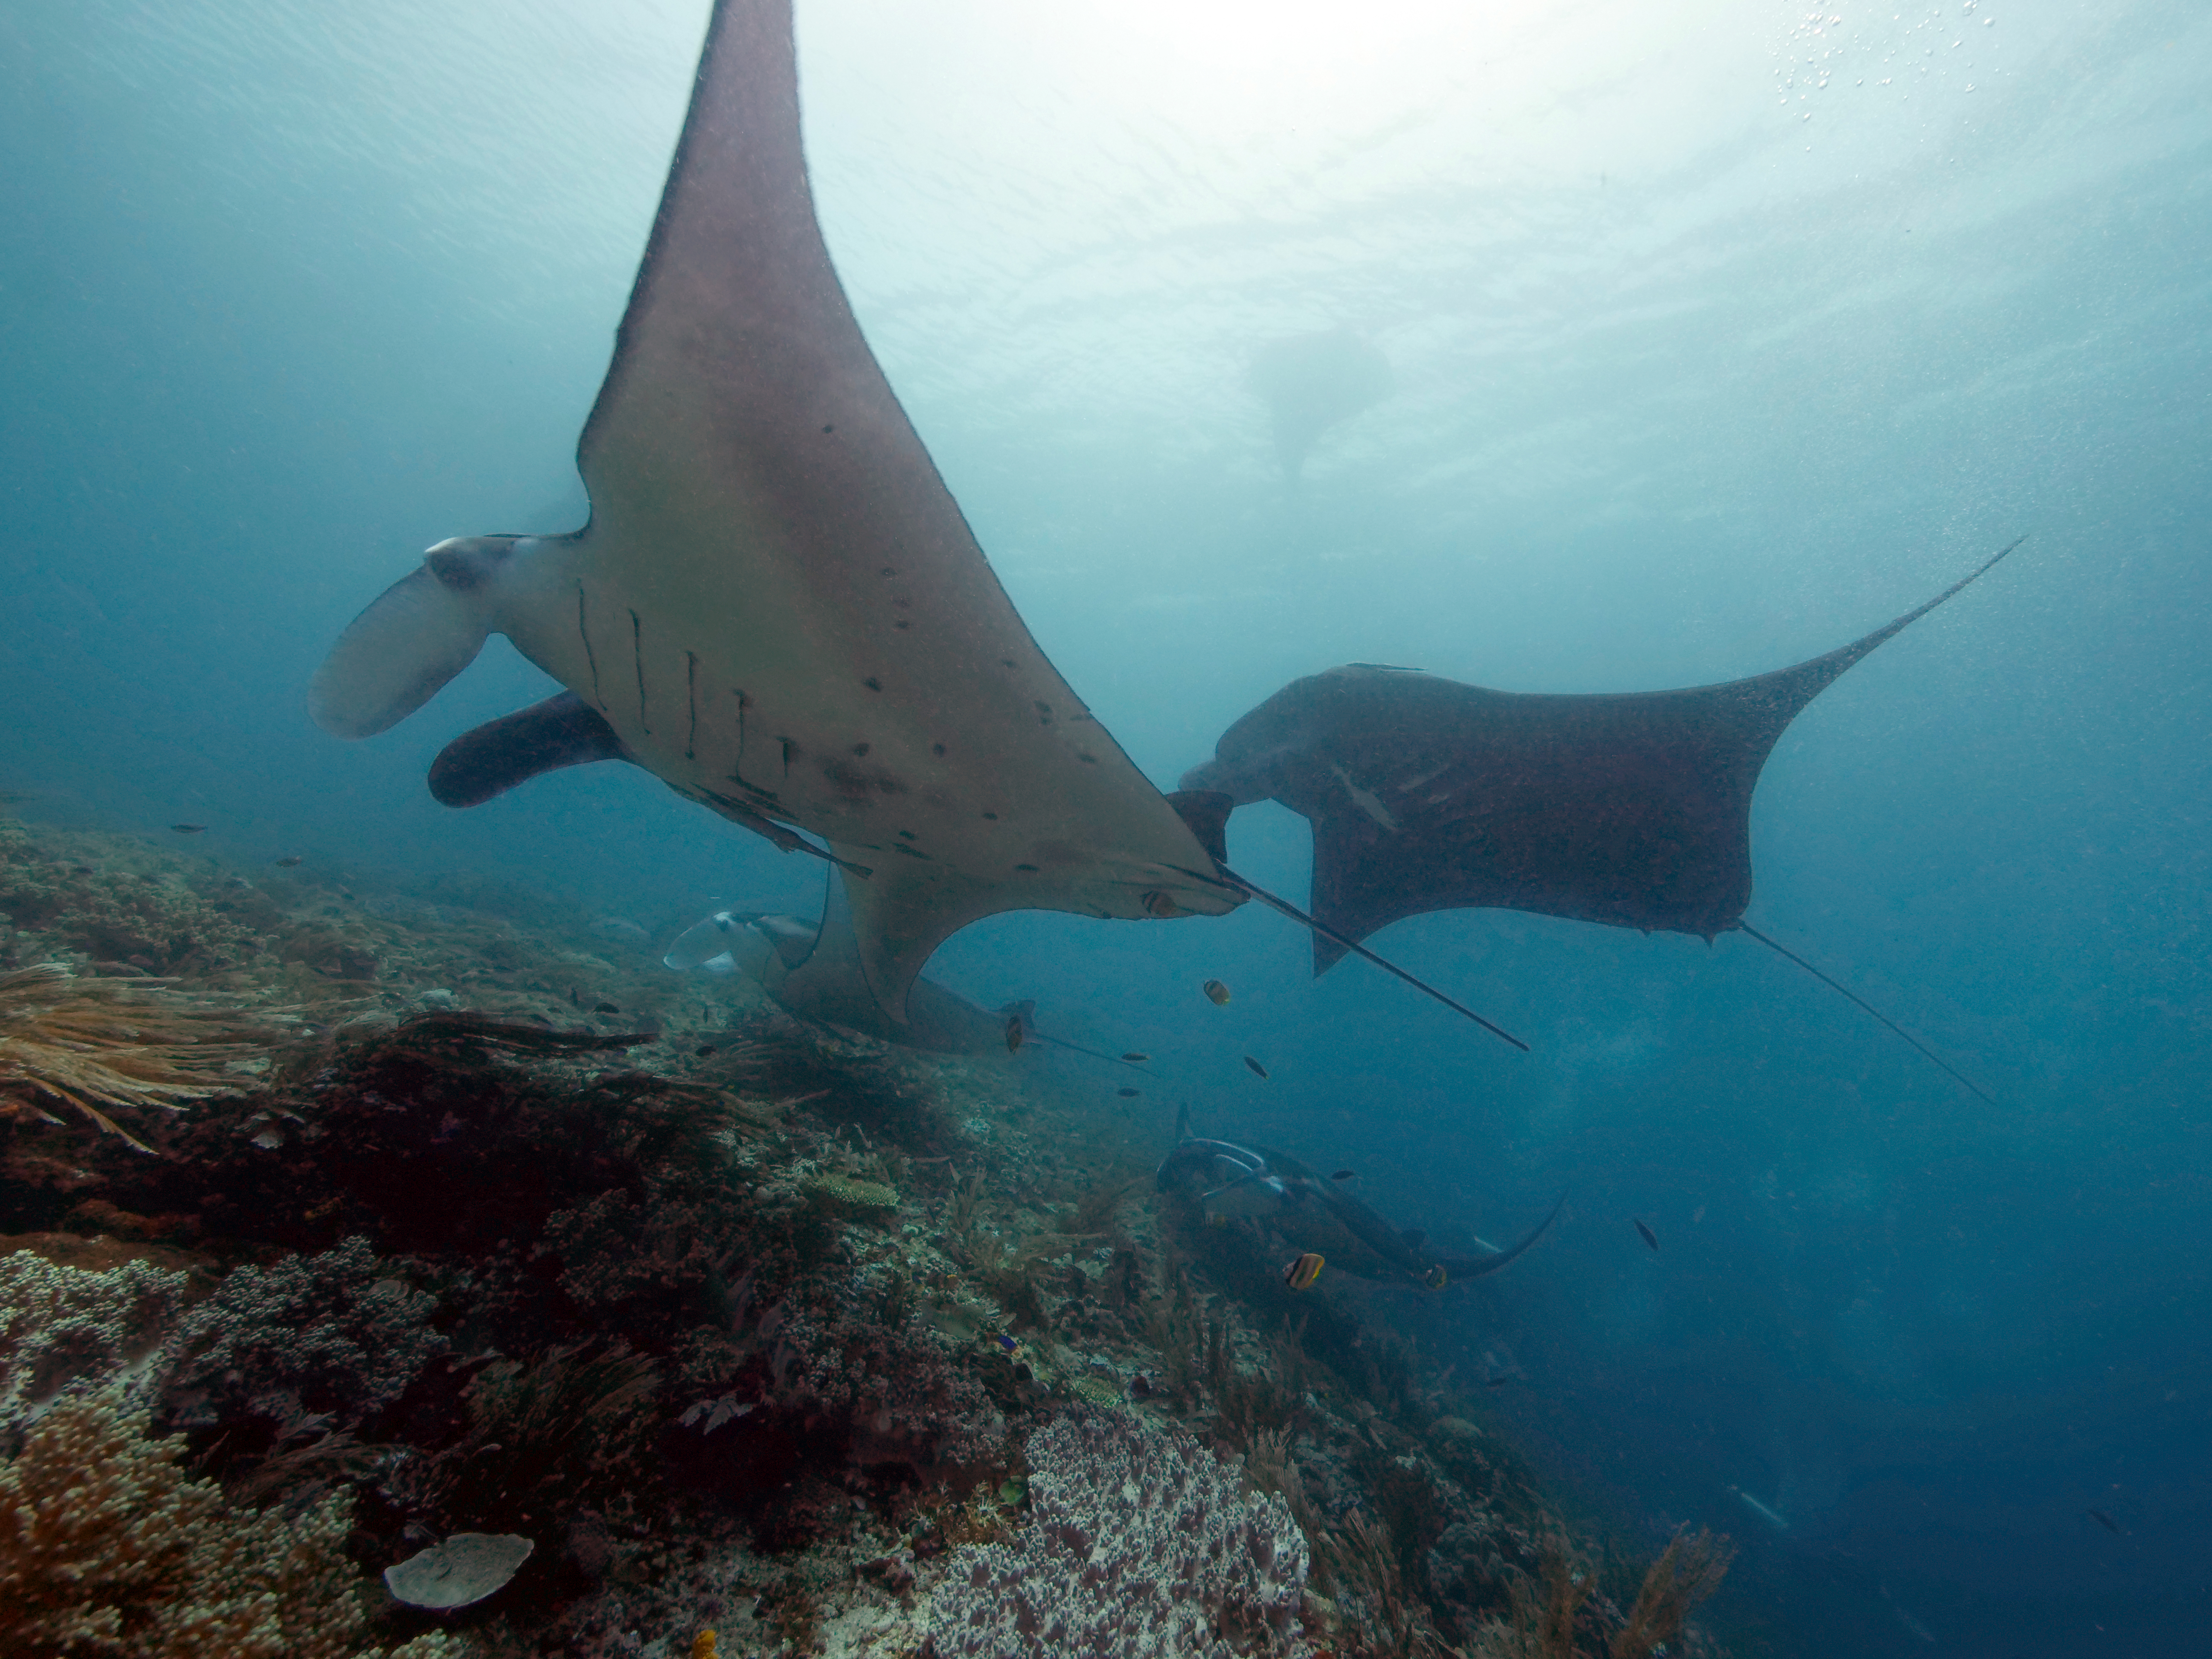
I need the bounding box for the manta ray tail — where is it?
[999,1008,1148,1071]
[1184,862,1530,1051]
[1738,923,1994,1103]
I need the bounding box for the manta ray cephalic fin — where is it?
[310,536,541,739]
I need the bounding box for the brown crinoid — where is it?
[0,963,278,1152]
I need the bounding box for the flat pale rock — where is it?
[383,1532,534,1610]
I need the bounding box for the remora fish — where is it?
[1728,1485,1790,1531]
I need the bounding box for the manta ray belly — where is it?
[504,548,1231,930]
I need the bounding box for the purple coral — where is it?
[925,1411,1313,1658]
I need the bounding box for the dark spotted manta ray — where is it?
[310,0,1513,1045]
[1181,538,2026,1099]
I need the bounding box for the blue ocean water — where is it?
[4,0,2207,1651]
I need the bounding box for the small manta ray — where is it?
[1180,538,2026,1097]
[664,867,1006,1055]
[1155,1107,1563,1286]
[311,0,1508,1050]
[1247,327,1393,483]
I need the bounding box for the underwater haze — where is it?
[6,0,2209,1651]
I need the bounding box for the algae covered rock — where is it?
[1427,1415,1483,1452]
[800,1170,899,1222]
[1066,1375,1124,1407]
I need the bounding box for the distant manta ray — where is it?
[1180,538,2025,1098]
[310,0,1523,1050]
[1247,327,1393,482]
[1157,1107,1563,1285]
[662,867,1148,1065]
[662,868,1007,1056]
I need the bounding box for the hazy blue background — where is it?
[4,0,2207,1651]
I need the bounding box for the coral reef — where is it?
[0,810,1742,1659]
[0,1388,465,1659]
[163,1234,447,1435]
[1607,1527,1735,1659]
[0,818,268,978]
[0,1246,193,1444]
[1465,1537,1598,1659]
[395,1339,663,1535]
[0,963,279,1148]
[926,1410,1312,1657]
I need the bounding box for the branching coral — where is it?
[0,1388,465,1659]
[0,1249,192,1447]
[165,1235,447,1435]
[1331,1508,1431,1659]
[1468,1536,1598,1659]
[0,821,266,976]
[1607,1527,1734,1659]
[926,1411,1313,1657]
[0,963,278,1150]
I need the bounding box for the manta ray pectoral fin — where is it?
[1450,1191,1569,1279]
[665,910,750,971]
[310,536,532,739]
[428,692,631,806]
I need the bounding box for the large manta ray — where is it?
[1181,539,2023,1092]
[309,0,1245,1027]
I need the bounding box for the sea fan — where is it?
[0,963,276,1152]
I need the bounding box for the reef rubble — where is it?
[0,812,1734,1658]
